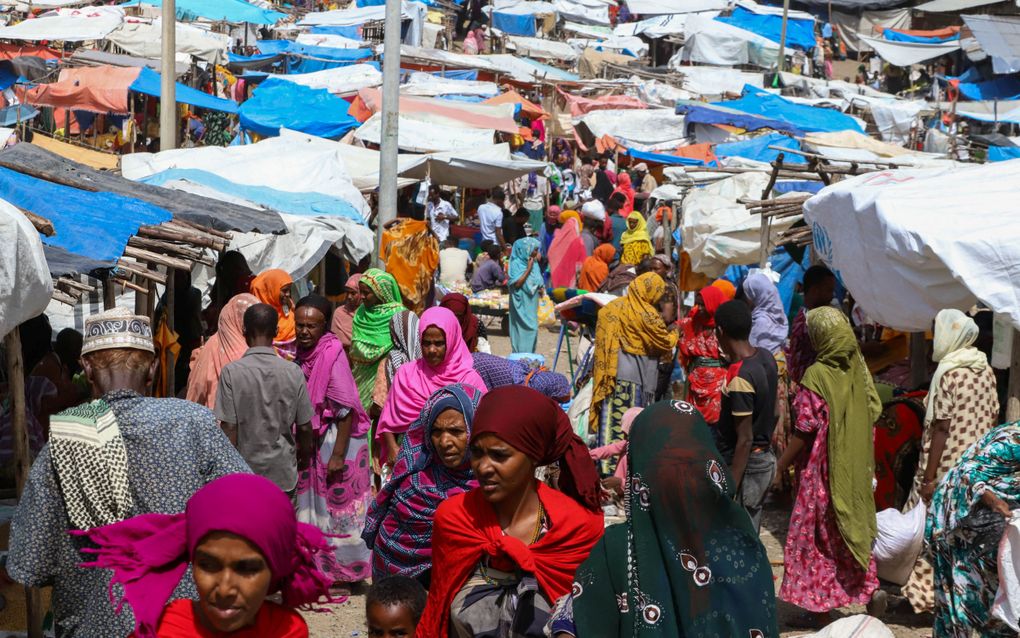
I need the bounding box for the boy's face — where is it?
[367,602,417,638]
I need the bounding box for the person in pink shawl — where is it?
[293,295,373,590]
[186,293,259,410]
[77,473,333,637]
[376,306,488,465]
[330,273,363,350]
[548,210,589,289]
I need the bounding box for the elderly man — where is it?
[634,162,657,198]
[8,308,249,638]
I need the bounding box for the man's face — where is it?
[295,306,326,351]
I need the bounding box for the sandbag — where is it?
[992,512,1020,631]
[873,502,926,585]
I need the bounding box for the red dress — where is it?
[678,308,727,424]
[142,599,309,638]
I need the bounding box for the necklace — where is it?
[481,501,546,585]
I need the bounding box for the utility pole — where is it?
[160,0,177,151]
[376,0,402,266]
[774,0,789,86]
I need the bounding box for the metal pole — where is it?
[160,0,177,151]
[774,0,790,84]
[377,0,402,266]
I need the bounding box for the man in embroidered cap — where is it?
[8,307,249,638]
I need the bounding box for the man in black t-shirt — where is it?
[714,300,779,532]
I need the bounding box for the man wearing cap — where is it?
[634,163,657,198]
[8,308,249,638]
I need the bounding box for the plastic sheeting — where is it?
[830,9,910,53]
[882,27,958,43]
[300,2,427,46]
[715,6,816,50]
[493,11,537,36]
[398,144,548,188]
[25,65,138,114]
[712,87,864,133]
[507,35,579,60]
[0,200,53,339]
[131,67,238,114]
[106,19,230,64]
[804,160,1020,331]
[963,15,1020,75]
[354,111,496,152]
[988,147,1020,161]
[122,0,286,24]
[677,100,804,135]
[239,78,358,138]
[715,132,806,164]
[578,108,687,147]
[296,32,364,49]
[358,88,519,132]
[0,6,124,41]
[859,35,960,66]
[680,12,787,68]
[671,64,764,97]
[868,100,925,144]
[401,71,499,97]
[624,0,727,13]
[957,76,1020,101]
[269,64,382,94]
[626,147,705,166]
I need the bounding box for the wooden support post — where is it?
[134,274,147,315]
[909,332,927,391]
[165,271,176,398]
[1007,328,1020,422]
[4,328,44,638]
[103,276,116,310]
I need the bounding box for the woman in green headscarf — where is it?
[349,269,407,412]
[549,399,779,638]
[773,306,883,626]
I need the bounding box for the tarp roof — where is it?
[268,64,382,94]
[121,0,286,24]
[106,19,230,65]
[397,144,549,188]
[677,99,804,135]
[131,67,239,113]
[624,0,727,14]
[240,78,359,139]
[858,34,960,66]
[0,6,124,41]
[70,48,190,75]
[962,14,1020,75]
[914,0,1003,11]
[715,6,816,50]
[0,201,52,339]
[955,75,1020,100]
[357,88,520,133]
[483,90,547,119]
[401,72,499,98]
[353,112,496,152]
[715,132,806,164]
[0,143,286,234]
[710,86,865,134]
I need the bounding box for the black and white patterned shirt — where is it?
[8,390,250,638]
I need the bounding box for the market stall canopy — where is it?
[715,1,816,50]
[357,88,520,133]
[300,2,428,45]
[397,144,549,188]
[31,134,120,170]
[239,78,359,138]
[914,0,1002,11]
[858,34,961,66]
[962,14,1020,75]
[710,86,865,134]
[400,72,500,98]
[106,19,230,65]
[0,143,287,234]
[483,90,547,119]
[70,48,190,75]
[506,35,579,60]
[804,160,1020,331]
[670,64,764,96]
[121,130,370,221]
[624,0,727,14]
[830,9,911,53]
[577,108,687,147]
[354,111,496,152]
[120,0,286,24]
[268,64,383,94]
[0,201,53,339]
[0,6,125,41]
[679,13,789,68]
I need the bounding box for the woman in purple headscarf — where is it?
[78,473,333,637]
[294,294,373,589]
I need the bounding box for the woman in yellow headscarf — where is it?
[619,212,653,266]
[591,272,678,473]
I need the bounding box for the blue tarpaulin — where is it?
[310,25,363,39]
[677,101,805,136]
[141,168,365,224]
[0,62,17,91]
[228,51,279,64]
[715,7,816,50]
[239,78,359,138]
[957,76,1020,101]
[626,147,708,166]
[131,67,239,114]
[0,104,38,126]
[723,246,811,316]
[988,146,1020,161]
[774,180,823,194]
[493,11,536,36]
[256,40,373,73]
[714,132,806,164]
[711,86,863,133]
[0,166,171,265]
[121,0,286,24]
[882,29,958,44]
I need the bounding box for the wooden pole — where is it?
[1007,329,1020,422]
[3,327,44,638]
[165,272,176,398]
[909,332,927,391]
[103,276,116,310]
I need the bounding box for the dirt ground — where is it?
[303,321,933,638]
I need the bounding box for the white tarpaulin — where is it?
[121,130,369,218]
[627,76,695,107]
[831,9,911,53]
[578,108,687,147]
[804,160,1020,331]
[295,32,364,49]
[0,6,124,41]
[682,172,804,277]
[868,100,926,144]
[269,65,382,94]
[624,0,727,14]
[300,2,426,46]
[962,14,1020,75]
[507,35,579,60]
[354,112,495,152]
[107,19,229,64]
[858,35,960,66]
[0,200,52,340]
[554,0,611,25]
[671,64,764,96]
[679,13,788,68]
[401,72,499,97]
[332,143,418,192]
[398,144,548,188]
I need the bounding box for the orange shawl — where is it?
[250,269,295,342]
[578,244,615,291]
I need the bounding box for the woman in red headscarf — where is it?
[439,292,482,352]
[418,386,603,638]
[611,172,636,216]
[678,285,728,425]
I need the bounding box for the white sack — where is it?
[992,512,1020,632]
[873,503,926,585]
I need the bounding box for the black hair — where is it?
[802,264,835,293]
[54,328,83,371]
[19,314,52,373]
[490,187,505,201]
[486,244,503,260]
[609,192,627,205]
[366,576,427,623]
[243,304,278,340]
[636,257,655,275]
[295,294,332,323]
[715,300,753,341]
[428,183,441,194]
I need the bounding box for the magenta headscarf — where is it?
[297,332,371,437]
[76,474,333,638]
[377,307,488,442]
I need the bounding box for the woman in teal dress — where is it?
[927,422,1020,638]
[508,237,543,353]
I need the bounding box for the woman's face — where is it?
[279,283,292,309]
[345,286,363,311]
[627,217,638,230]
[295,306,326,351]
[360,282,381,308]
[422,326,447,367]
[192,532,273,634]
[431,408,469,469]
[470,433,535,505]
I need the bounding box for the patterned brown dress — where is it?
[902,364,999,612]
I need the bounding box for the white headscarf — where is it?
[581,199,606,222]
[925,309,988,426]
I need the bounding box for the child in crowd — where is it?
[366,576,427,638]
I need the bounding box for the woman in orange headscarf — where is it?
[711,278,737,300]
[250,269,296,345]
[578,244,616,291]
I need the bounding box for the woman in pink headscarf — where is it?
[78,473,333,637]
[330,273,363,350]
[376,306,488,465]
[186,293,259,410]
[547,210,588,288]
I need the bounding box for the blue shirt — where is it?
[471,258,506,292]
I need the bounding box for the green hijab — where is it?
[801,306,882,570]
[350,268,406,363]
[573,400,778,638]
